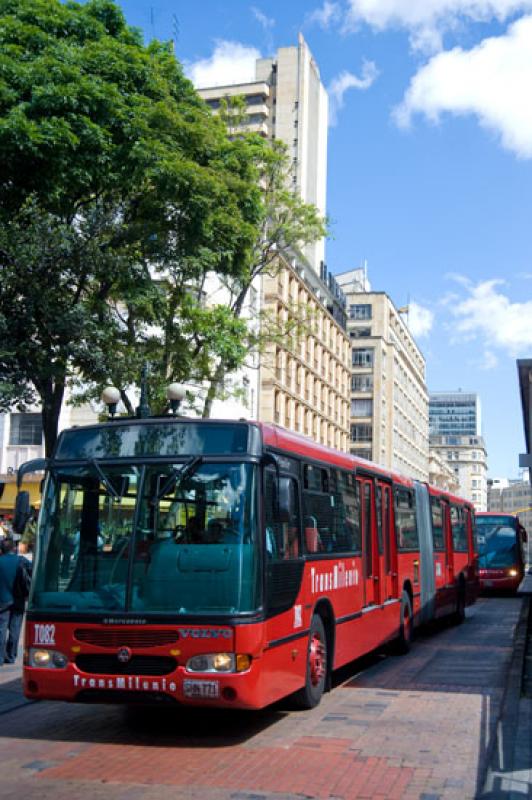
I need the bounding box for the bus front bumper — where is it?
[23,660,265,710]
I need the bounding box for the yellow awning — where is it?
[0,480,42,512]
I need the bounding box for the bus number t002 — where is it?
[34,624,55,646]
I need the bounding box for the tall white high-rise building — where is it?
[197,34,328,275]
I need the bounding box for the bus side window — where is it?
[451,506,468,552]
[430,498,445,551]
[395,488,419,551]
[303,464,331,553]
[362,483,372,577]
[329,469,361,553]
[264,470,300,560]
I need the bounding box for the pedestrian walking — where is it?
[0,537,32,665]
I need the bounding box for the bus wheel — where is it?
[394,591,414,655]
[293,614,327,709]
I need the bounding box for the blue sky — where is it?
[119,0,532,478]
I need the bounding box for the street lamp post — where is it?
[167,383,187,415]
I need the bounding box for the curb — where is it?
[478,594,531,798]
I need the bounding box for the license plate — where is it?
[183,680,219,699]
[484,580,494,587]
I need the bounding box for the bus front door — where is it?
[443,501,455,609]
[359,478,379,606]
[376,481,397,600]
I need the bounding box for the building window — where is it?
[9,413,42,446]
[355,449,372,461]
[352,374,373,392]
[349,304,372,320]
[350,328,371,338]
[351,424,372,442]
[352,348,373,367]
[351,399,373,417]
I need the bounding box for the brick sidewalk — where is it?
[480,579,532,799]
[0,598,524,800]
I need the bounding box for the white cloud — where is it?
[328,61,379,125]
[480,350,499,369]
[407,301,435,338]
[450,278,532,353]
[251,6,275,31]
[344,0,532,52]
[393,15,532,158]
[308,1,343,28]
[186,41,261,89]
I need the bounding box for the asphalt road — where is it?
[0,596,524,800]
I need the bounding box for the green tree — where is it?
[0,0,262,452]
[81,133,327,420]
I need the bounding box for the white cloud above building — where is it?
[343,0,532,52]
[449,277,532,354]
[393,15,532,158]
[307,1,343,29]
[408,301,435,338]
[328,61,379,125]
[186,41,261,89]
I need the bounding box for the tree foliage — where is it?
[0,0,263,452]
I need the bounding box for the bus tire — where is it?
[394,591,414,655]
[293,614,327,709]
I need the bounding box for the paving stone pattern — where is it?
[0,597,523,800]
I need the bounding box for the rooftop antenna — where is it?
[150,6,155,40]
[172,13,179,52]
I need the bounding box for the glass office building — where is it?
[429,392,481,437]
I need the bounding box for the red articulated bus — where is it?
[476,512,527,592]
[17,418,477,711]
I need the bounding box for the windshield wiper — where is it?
[155,456,203,501]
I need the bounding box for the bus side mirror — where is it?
[519,524,527,543]
[17,458,49,488]
[13,490,31,534]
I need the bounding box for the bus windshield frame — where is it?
[476,515,522,570]
[30,455,262,619]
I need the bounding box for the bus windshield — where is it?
[476,517,519,569]
[30,460,260,616]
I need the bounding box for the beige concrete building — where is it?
[487,476,532,533]
[429,435,488,510]
[259,258,350,451]
[335,271,429,480]
[197,34,328,275]
[429,448,460,493]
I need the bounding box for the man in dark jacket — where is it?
[0,537,32,665]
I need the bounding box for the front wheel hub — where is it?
[309,633,326,686]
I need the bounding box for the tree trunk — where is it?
[40,380,65,458]
[202,362,225,419]
[120,389,134,416]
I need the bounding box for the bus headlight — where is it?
[28,648,68,669]
[508,568,518,577]
[186,653,251,673]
